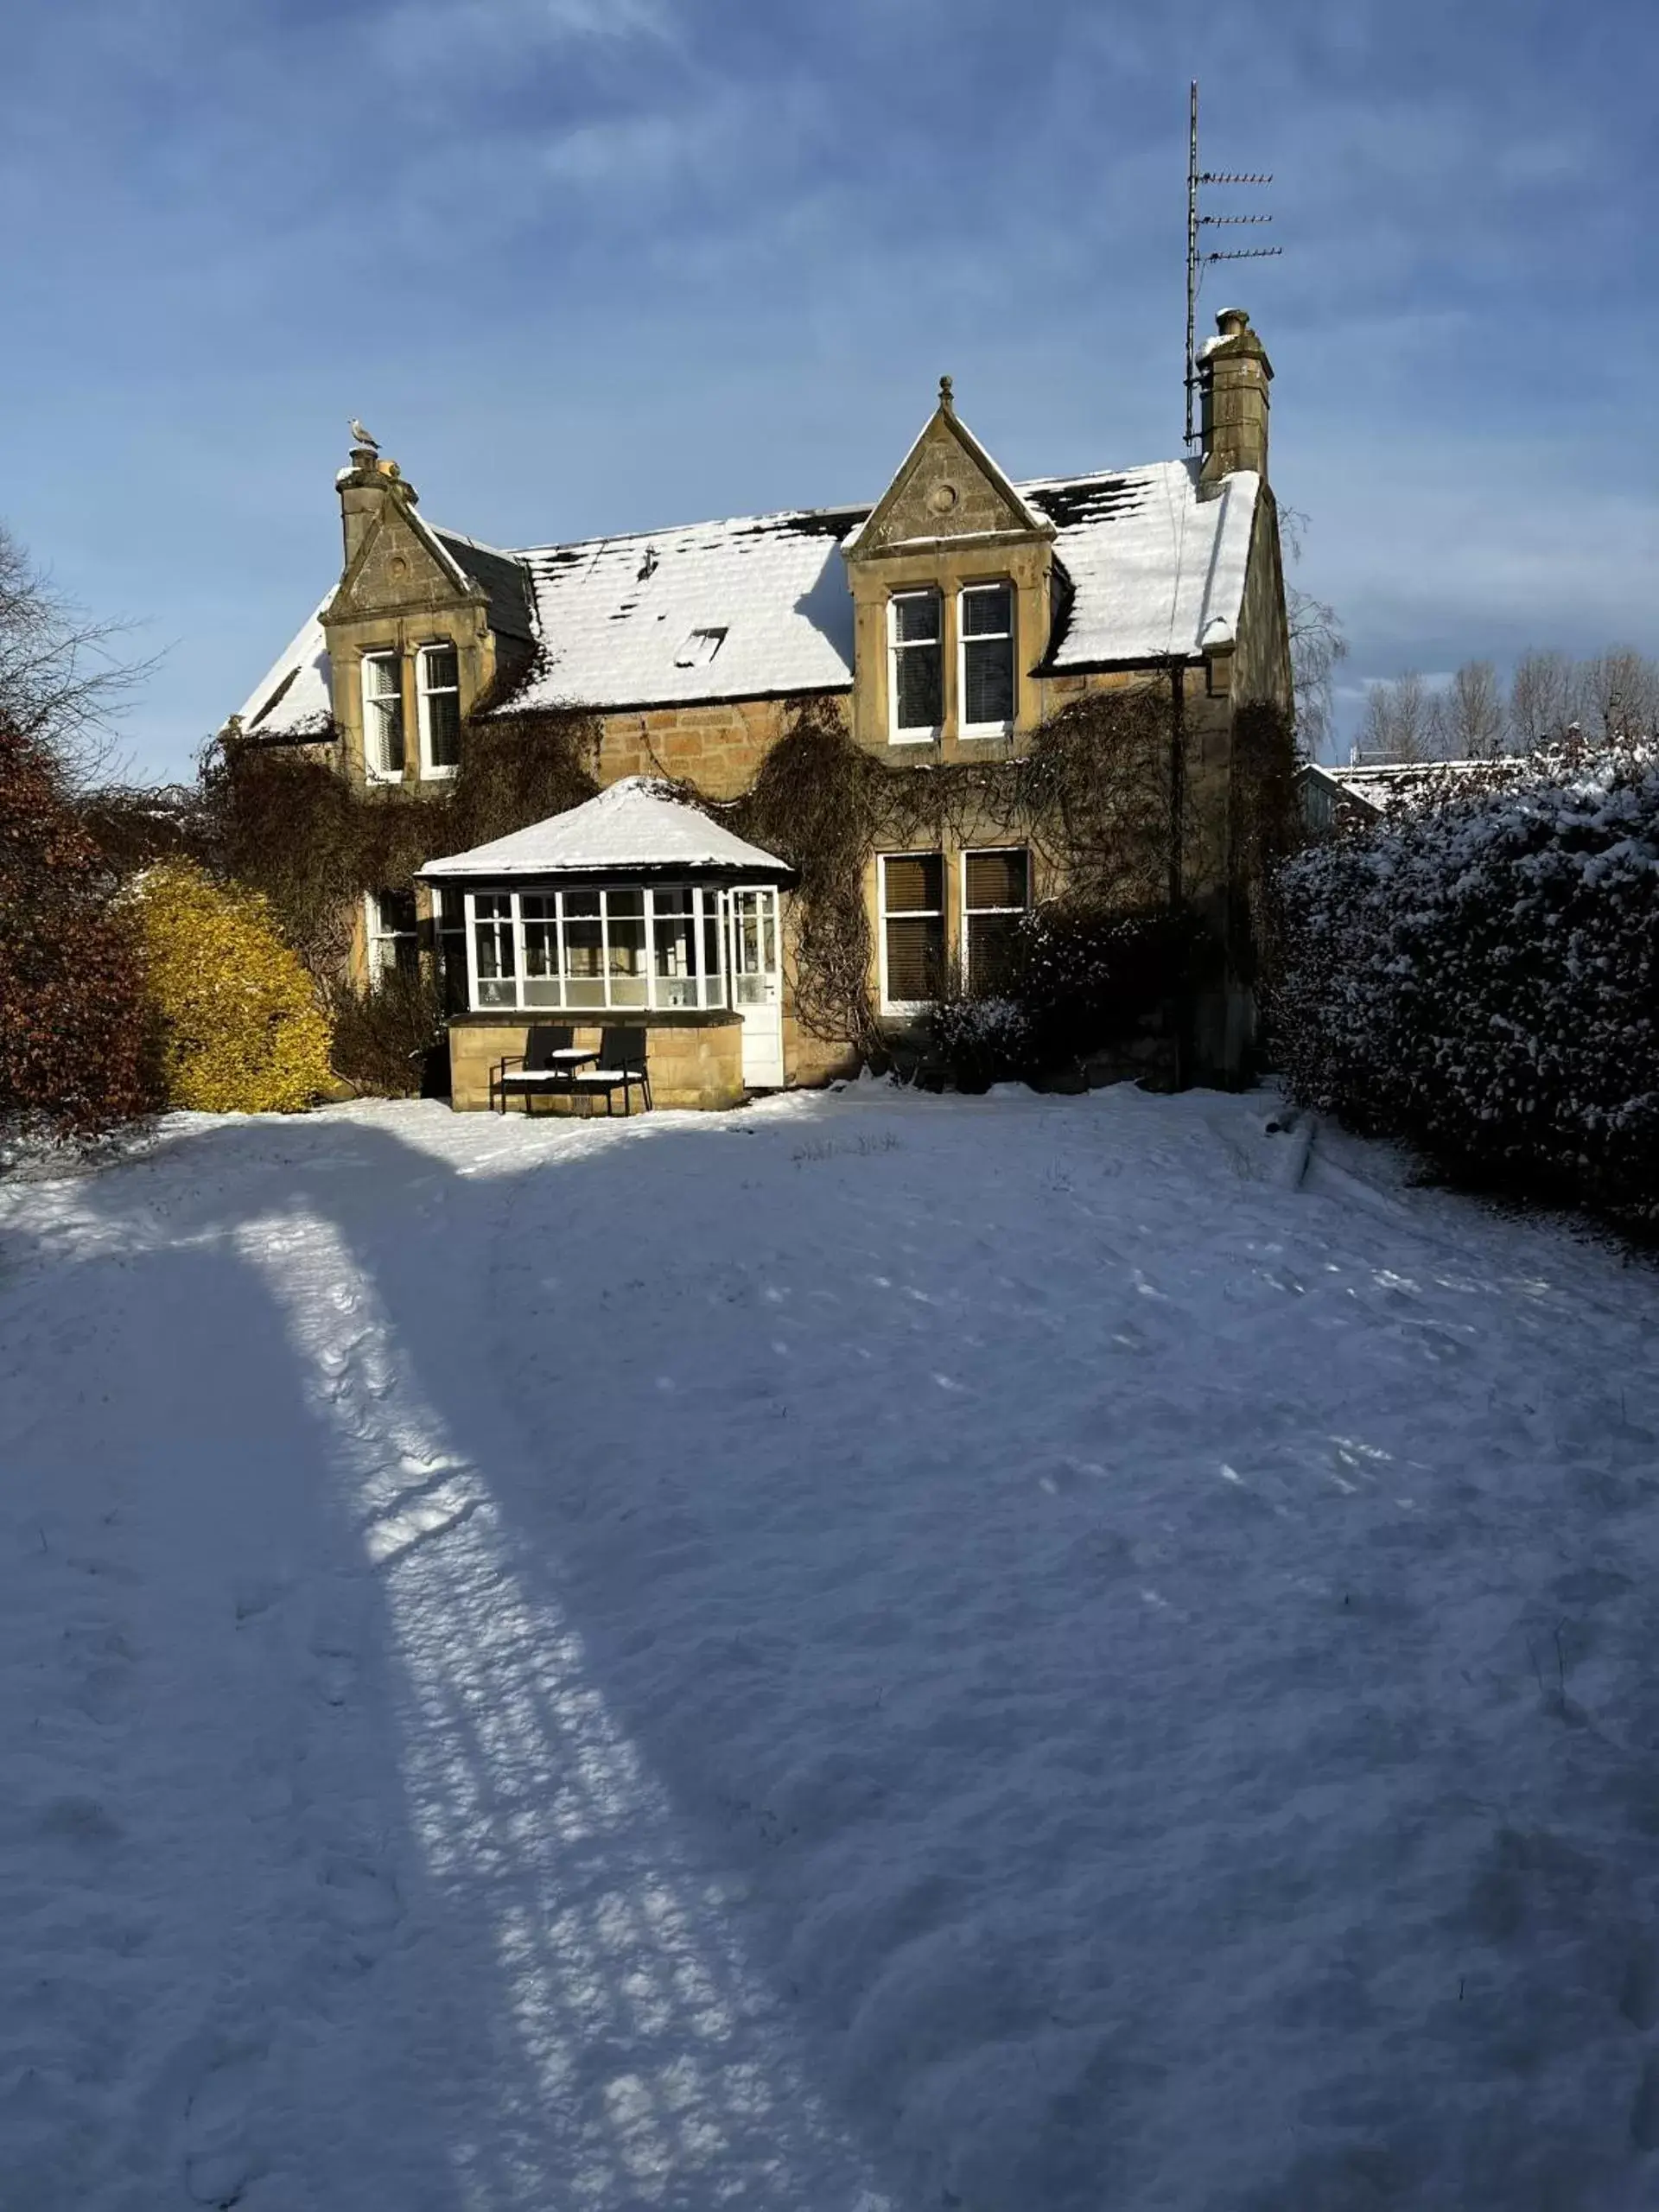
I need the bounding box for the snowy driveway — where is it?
[5,1085,1659,2210]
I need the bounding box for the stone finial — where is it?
[938,373,955,416]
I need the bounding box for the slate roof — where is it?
[419,776,793,880]
[236,458,1262,737]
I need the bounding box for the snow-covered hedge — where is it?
[1275,756,1659,1218]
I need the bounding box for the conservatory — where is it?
[419,778,797,1109]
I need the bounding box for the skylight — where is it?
[673,626,728,669]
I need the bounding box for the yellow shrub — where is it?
[131,861,334,1113]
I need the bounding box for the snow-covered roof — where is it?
[1300,758,1535,817]
[236,603,334,736]
[236,459,1262,736]
[1027,464,1258,670]
[420,776,793,880]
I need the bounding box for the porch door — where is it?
[726,886,784,1089]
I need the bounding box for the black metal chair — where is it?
[573,1027,652,1116]
[491,1025,575,1114]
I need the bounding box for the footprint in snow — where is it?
[319,1855,404,1967]
[182,2049,264,2208]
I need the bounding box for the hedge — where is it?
[1274,753,1659,1224]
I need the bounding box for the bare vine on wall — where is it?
[88,673,1294,1074]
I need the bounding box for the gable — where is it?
[844,400,1053,557]
[326,499,480,626]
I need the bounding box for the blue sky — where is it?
[2,0,1655,778]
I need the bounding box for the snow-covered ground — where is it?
[6,1084,1659,2211]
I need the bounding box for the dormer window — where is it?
[960,582,1014,734]
[889,589,942,742]
[417,644,461,777]
[674,626,727,669]
[362,652,404,781]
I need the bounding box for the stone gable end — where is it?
[328,504,474,625]
[859,414,1036,552]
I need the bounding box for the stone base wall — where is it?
[449,1012,746,1113]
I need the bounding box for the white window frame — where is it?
[887,589,944,746]
[877,852,944,1016]
[416,643,461,779]
[364,888,418,986]
[957,582,1016,738]
[360,650,404,783]
[454,884,737,1014]
[960,847,1030,990]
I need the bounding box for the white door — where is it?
[727,886,785,1089]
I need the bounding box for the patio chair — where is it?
[491,1025,576,1115]
[573,1027,652,1116]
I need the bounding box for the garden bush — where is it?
[1274,753,1659,1223]
[130,861,333,1113]
[925,902,1201,1090]
[0,720,154,1135]
[328,967,447,1098]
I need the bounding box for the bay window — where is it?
[417,645,461,777]
[464,885,731,1014]
[879,853,944,1010]
[889,590,943,741]
[960,582,1014,733]
[361,652,404,780]
[963,848,1029,991]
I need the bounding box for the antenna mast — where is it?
[1184,79,1281,447]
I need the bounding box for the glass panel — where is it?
[377,888,417,936]
[702,895,726,1007]
[964,849,1028,911]
[522,899,558,980]
[523,977,564,1008]
[963,635,1014,727]
[563,890,603,983]
[605,888,646,987]
[365,655,399,697]
[369,696,404,774]
[967,912,1020,992]
[566,977,606,1008]
[893,592,939,644]
[652,887,697,981]
[894,643,941,731]
[882,855,942,914]
[962,584,1012,639]
[423,645,459,690]
[608,975,649,1007]
[474,893,515,992]
[886,915,943,1002]
[426,689,461,770]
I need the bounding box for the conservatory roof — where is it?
[419,776,793,880]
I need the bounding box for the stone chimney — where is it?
[1198,307,1272,493]
[336,439,418,570]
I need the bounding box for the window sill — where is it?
[365,769,407,787]
[419,766,460,782]
[887,731,939,747]
[959,723,1014,742]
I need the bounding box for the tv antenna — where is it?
[1185,79,1281,446]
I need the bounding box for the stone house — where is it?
[229,308,1292,1108]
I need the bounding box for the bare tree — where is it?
[1356,670,1435,764]
[1576,648,1659,745]
[0,523,151,783]
[1277,507,1349,760]
[1433,659,1505,759]
[1508,650,1577,751]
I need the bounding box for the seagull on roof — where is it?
[349,419,378,450]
